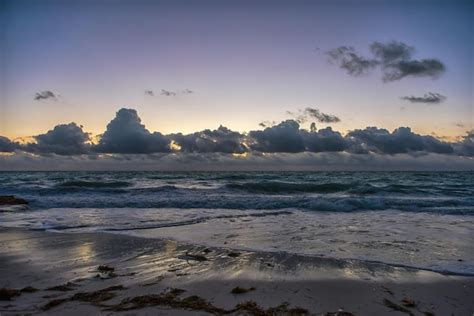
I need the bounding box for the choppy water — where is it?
[0,171,473,275]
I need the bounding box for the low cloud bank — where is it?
[1,109,473,164]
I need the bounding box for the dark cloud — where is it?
[327,46,379,76]
[0,136,19,152]
[94,108,170,154]
[346,127,453,155]
[453,130,474,157]
[144,90,154,96]
[3,108,473,161]
[327,41,446,82]
[249,120,346,153]
[370,41,414,64]
[401,92,447,104]
[27,123,91,155]
[249,120,305,153]
[170,126,246,154]
[34,91,58,101]
[382,59,445,82]
[302,127,347,152]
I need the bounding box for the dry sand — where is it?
[0,228,472,315]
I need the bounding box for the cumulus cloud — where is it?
[34,90,58,101]
[346,127,453,155]
[327,41,446,82]
[170,126,246,154]
[249,120,306,153]
[95,108,170,154]
[249,120,347,153]
[302,127,347,152]
[453,130,474,157]
[2,108,472,162]
[26,123,91,155]
[401,92,447,104]
[0,136,19,152]
[144,90,154,96]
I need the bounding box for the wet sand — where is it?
[0,228,473,315]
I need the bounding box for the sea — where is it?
[0,171,473,275]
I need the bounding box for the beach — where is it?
[1,171,473,315]
[1,228,473,315]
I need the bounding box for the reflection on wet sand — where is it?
[1,228,473,315]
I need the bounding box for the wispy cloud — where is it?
[34,91,58,101]
[401,92,447,104]
[161,89,194,97]
[288,107,341,124]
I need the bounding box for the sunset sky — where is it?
[0,0,473,170]
[2,0,472,139]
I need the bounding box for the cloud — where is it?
[160,89,193,97]
[161,89,177,97]
[170,126,246,154]
[382,59,445,82]
[144,90,154,96]
[0,136,19,152]
[288,107,341,124]
[2,108,473,163]
[327,41,446,82]
[249,120,347,153]
[302,127,347,152]
[249,120,306,153]
[303,107,341,123]
[1,151,472,171]
[34,91,58,101]
[258,121,276,128]
[453,130,474,157]
[401,92,447,104]
[370,41,414,64]
[327,46,379,76]
[94,108,170,153]
[26,123,91,155]
[346,126,453,155]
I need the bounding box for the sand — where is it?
[0,228,472,315]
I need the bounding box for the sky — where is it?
[0,0,473,170]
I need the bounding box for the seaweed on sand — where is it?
[231,286,256,294]
[0,288,21,301]
[104,289,309,315]
[383,298,414,315]
[41,285,126,311]
[45,282,78,292]
[104,287,225,314]
[234,301,309,316]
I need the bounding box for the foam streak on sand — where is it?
[0,228,473,315]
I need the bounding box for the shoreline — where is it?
[1,228,473,315]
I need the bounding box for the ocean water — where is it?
[0,171,473,275]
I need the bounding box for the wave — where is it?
[226,181,353,194]
[56,180,133,188]
[105,210,293,231]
